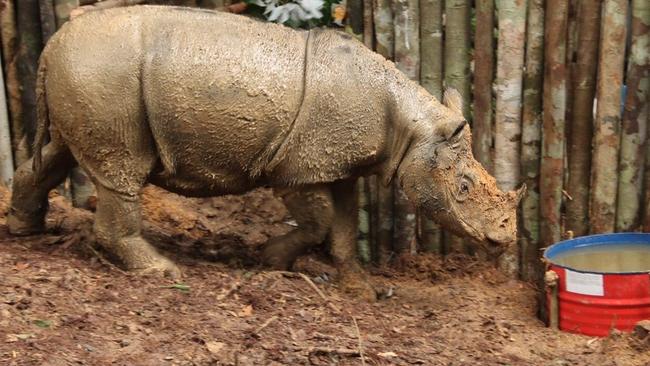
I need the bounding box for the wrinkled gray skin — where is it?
[7,6,523,299]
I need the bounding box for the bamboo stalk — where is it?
[419,0,442,100]
[472,0,494,174]
[39,0,56,44]
[363,0,373,48]
[372,0,393,59]
[519,0,544,282]
[54,0,79,28]
[373,0,394,264]
[565,0,601,237]
[444,0,470,120]
[347,0,364,36]
[0,55,14,186]
[539,0,569,248]
[392,0,419,254]
[589,0,628,234]
[418,0,442,253]
[0,0,27,164]
[16,0,44,147]
[357,178,371,264]
[494,0,526,277]
[615,0,649,232]
[70,0,146,19]
[367,176,379,263]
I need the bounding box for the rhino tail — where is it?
[32,61,48,179]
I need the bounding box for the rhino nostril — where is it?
[499,217,509,228]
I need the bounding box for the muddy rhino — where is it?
[8,6,523,297]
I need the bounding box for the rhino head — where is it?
[385,88,524,254]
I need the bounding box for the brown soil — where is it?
[0,186,648,366]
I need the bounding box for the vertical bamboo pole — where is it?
[363,0,373,48]
[540,0,569,248]
[420,0,442,100]
[565,0,601,237]
[357,178,371,263]
[54,0,79,28]
[393,0,419,254]
[373,0,393,59]
[616,0,649,232]
[419,0,442,253]
[494,0,526,277]
[444,0,470,119]
[0,0,27,164]
[373,0,394,263]
[39,0,56,44]
[589,0,628,234]
[472,0,494,174]
[0,56,14,186]
[520,0,544,282]
[16,0,43,148]
[347,0,364,36]
[443,0,470,255]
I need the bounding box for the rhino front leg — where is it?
[330,180,377,301]
[262,185,334,270]
[94,185,180,278]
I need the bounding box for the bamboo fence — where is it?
[0,0,648,282]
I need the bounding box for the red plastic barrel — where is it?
[544,233,650,337]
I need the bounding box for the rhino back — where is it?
[44,6,307,193]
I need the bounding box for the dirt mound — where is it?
[0,186,648,365]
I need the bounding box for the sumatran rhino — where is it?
[7,5,523,298]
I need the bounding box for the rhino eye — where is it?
[456,177,472,201]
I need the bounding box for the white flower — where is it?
[253,0,324,24]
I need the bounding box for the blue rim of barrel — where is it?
[543,233,650,275]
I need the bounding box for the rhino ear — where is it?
[443,88,463,116]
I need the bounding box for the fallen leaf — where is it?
[238,304,253,317]
[206,341,225,354]
[14,263,30,271]
[378,351,398,358]
[33,320,51,328]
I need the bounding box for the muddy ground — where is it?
[0,186,648,366]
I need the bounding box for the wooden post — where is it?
[418,0,442,253]
[393,0,419,254]
[539,0,568,248]
[373,0,393,59]
[39,0,56,44]
[472,0,494,174]
[0,0,27,164]
[0,55,14,186]
[16,0,44,147]
[520,0,544,282]
[589,0,628,234]
[444,0,470,119]
[565,0,601,237]
[616,0,649,232]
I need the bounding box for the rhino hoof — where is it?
[261,241,294,270]
[133,258,182,279]
[339,269,377,302]
[7,208,46,236]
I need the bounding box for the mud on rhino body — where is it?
[7,6,523,298]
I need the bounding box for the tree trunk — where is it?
[419,0,442,100]
[418,0,442,253]
[616,0,649,232]
[472,0,494,173]
[54,0,79,28]
[39,0,56,44]
[519,0,544,282]
[539,0,568,248]
[347,0,364,36]
[444,0,470,120]
[0,0,27,164]
[392,0,419,254]
[373,0,393,59]
[16,0,43,147]
[589,0,628,234]
[565,0,601,237]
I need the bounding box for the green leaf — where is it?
[33,320,51,328]
[167,283,190,292]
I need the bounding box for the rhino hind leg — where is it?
[93,184,180,278]
[262,185,334,270]
[7,140,76,235]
